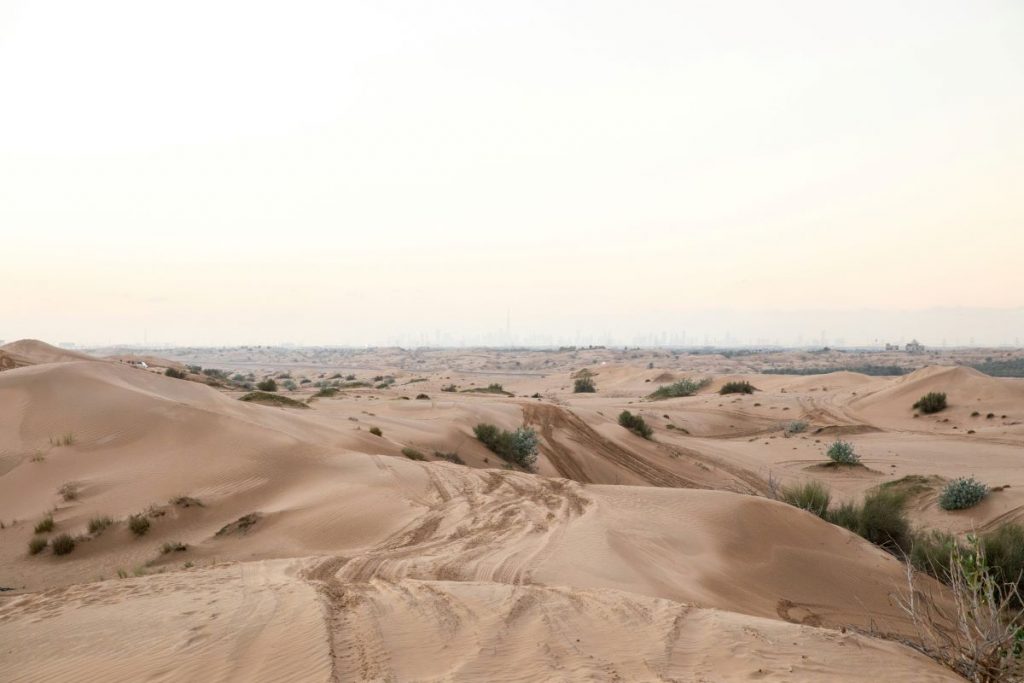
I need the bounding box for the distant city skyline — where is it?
[10,306,1020,350]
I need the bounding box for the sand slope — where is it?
[0,357,972,681]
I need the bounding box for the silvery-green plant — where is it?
[939,477,988,511]
[827,440,859,465]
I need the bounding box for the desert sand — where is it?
[5,339,1021,680]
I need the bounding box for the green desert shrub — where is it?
[239,392,309,409]
[573,377,596,393]
[781,481,831,517]
[719,381,755,395]
[784,420,808,436]
[128,514,151,537]
[826,440,859,465]
[58,482,79,501]
[857,489,911,553]
[618,411,653,439]
[415,393,430,400]
[939,477,988,511]
[369,426,383,436]
[161,541,188,554]
[913,391,947,414]
[164,368,186,379]
[401,447,426,461]
[473,423,539,469]
[825,500,861,532]
[255,378,278,392]
[51,533,75,556]
[28,536,47,555]
[441,384,457,392]
[88,516,113,534]
[34,515,54,534]
[435,451,465,465]
[648,378,710,400]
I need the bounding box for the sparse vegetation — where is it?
[435,451,465,465]
[255,378,278,392]
[165,368,187,379]
[401,447,426,461]
[51,533,75,556]
[216,512,260,536]
[441,384,457,392]
[719,381,755,395]
[618,411,653,439]
[34,515,54,534]
[462,383,512,396]
[369,426,383,436]
[913,392,948,414]
[897,534,1024,682]
[161,541,188,554]
[648,378,710,400]
[415,393,430,400]
[239,391,309,409]
[784,420,808,435]
[28,536,47,555]
[473,423,539,469]
[826,440,859,465]
[314,387,339,397]
[573,377,596,393]
[171,496,203,508]
[128,514,151,536]
[779,481,912,556]
[939,477,988,511]
[780,481,831,517]
[50,433,75,447]
[58,482,79,501]
[88,516,113,534]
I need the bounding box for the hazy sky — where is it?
[2,1,1022,346]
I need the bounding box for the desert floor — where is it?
[3,340,1021,681]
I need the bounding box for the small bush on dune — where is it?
[51,533,75,556]
[435,451,465,465]
[618,411,653,439]
[858,489,911,553]
[128,514,150,537]
[719,381,755,395]
[88,516,113,534]
[255,378,278,392]
[415,393,430,400]
[28,536,47,555]
[913,391,947,414]
[441,384,457,392]
[648,378,710,400]
[939,477,988,511]
[401,447,425,461]
[781,481,831,517]
[239,391,309,409]
[161,541,187,554]
[164,368,186,379]
[573,377,596,393]
[784,420,808,436]
[369,426,383,437]
[826,440,859,465]
[58,482,79,501]
[34,515,54,534]
[825,500,861,532]
[473,423,539,469]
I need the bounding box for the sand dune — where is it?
[0,339,99,365]
[3,350,1011,680]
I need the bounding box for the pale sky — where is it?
[2,1,1022,346]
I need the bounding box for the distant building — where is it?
[905,339,925,354]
